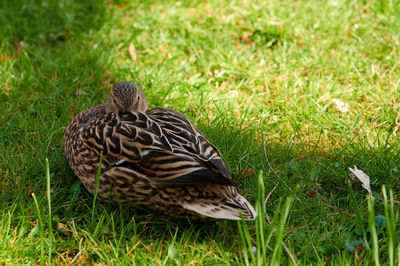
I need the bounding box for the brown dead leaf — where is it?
[238,32,254,44]
[129,43,137,61]
[355,243,364,264]
[299,68,311,76]
[127,239,142,255]
[58,221,68,231]
[68,105,76,120]
[4,81,10,96]
[43,190,54,198]
[0,41,22,63]
[29,220,38,227]
[309,190,317,198]
[57,221,72,236]
[393,108,400,135]
[115,42,124,51]
[240,168,255,177]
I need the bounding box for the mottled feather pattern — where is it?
[64,82,256,220]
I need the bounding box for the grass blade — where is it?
[265,199,282,247]
[346,179,369,249]
[45,158,52,263]
[238,211,256,263]
[382,186,398,266]
[367,195,379,266]
[32,193,45,264]
[382,186,393,266]
[271,196,293,265]
[91,151,103,221]
[237,213,251,266]
[255,171,268,265]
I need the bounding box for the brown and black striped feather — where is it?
[68,105,236,187]
[146,108,236,186]
[147,108,234,182]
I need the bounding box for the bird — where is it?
[64,81,256,221]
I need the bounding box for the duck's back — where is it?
[64,104,107,190]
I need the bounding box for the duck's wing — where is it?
[79,111,171,162]
[81,109,236,186]
[144,108,236,186]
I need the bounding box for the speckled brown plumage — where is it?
[64,82,256,220]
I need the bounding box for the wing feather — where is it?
[146,108,235,184]
[81,107,235,186]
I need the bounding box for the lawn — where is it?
[0,0,399,264]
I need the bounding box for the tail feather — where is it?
[182,194,256,221]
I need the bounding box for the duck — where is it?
[64,81,256,220]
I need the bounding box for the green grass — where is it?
[1,0,399,264]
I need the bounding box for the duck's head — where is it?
[105,82,148,114]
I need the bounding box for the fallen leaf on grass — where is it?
[127,239,142,255]
[115,42,124,51]
[240,168,255,177]
[58,221,68,231]
[68,105,76,120]
[308,189,317,198]
[57,221,72,236]
[332,98,349,113]
[393,108,400,135]
[0,41,22,63]
[348,166,372,196]
[267,21,283,26]
[129,43,137,61]
[3,82,10,96]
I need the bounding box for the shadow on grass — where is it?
[0,0,107,45]
[0,0,111,214]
